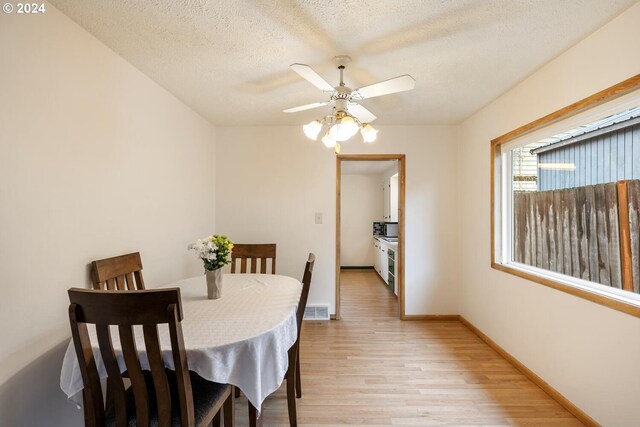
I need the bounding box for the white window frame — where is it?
[491,76,640,318]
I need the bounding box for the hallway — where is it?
[235,269,582,426]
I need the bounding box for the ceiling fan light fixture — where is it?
[360,124,378,143]
[303,120,322,140]
[321,133,337,148]
[285,57,416,153]
[328,115,359,141]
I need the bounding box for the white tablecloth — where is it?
[60,273,301,411]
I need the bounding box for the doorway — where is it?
[335,154,406,320]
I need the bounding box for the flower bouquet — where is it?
[189,235,233,299]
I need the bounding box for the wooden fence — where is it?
[513,179,640,294]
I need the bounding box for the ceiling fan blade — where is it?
[348,103,377,123]
[290,63,335,92]
[353,75,416,99]
[283,101,330,113]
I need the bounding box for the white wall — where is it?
[0,4,216,426]
[216,125,459,316]
[4,1,634,425]
[457,3,640,426]
[340,174,383,266]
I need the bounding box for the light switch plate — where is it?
[315,212,323,224]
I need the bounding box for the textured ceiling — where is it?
[50,0,637,125]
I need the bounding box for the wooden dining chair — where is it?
[239,253,315,426]
[68,288,234,427]
[230,244,276,274]
[284,253,315,427]
[90,252,146,290]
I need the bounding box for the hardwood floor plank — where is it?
[232,269,583,426]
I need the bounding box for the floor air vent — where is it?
[303,304,330,320]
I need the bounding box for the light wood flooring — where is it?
[233,269,582,426]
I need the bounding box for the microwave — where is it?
[382,222,398,237]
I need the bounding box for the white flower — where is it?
[188,234,232,270]
[188,237,222,262]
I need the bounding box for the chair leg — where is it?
[223,390,235,427]
[248,403,263,427]
[286,367,297,427]
[295,347,302,398]
[234,385,241,398]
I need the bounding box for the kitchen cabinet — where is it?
[373,237,397,296]
[389,174,398,222]
[382,180,390,221]
[373,238,387,280]
[382,174,399,222]
[373,239,380,273]
[381,245,388,281]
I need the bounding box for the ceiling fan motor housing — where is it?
[333,89,351,113]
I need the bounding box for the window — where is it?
[491,75,640,317]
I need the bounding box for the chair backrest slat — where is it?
[167,303,194,425]
[95,324,128,426]
[134,271,146,290]
[91,252,145,291]
[69,304,105,427]
[68,288,193,427]
[230,244,277,275]
[142,324,172,427]
[124,272,135,290]
[119,325,150,427]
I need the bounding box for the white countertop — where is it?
[374,236,398,250]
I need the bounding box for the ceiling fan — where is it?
[283,55,416,153]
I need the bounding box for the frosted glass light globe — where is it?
[360,124,378,142]
[303,120,322,140]
[321,134,336,148]
[328,116,359,141]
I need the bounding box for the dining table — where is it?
[60,273,302,426]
